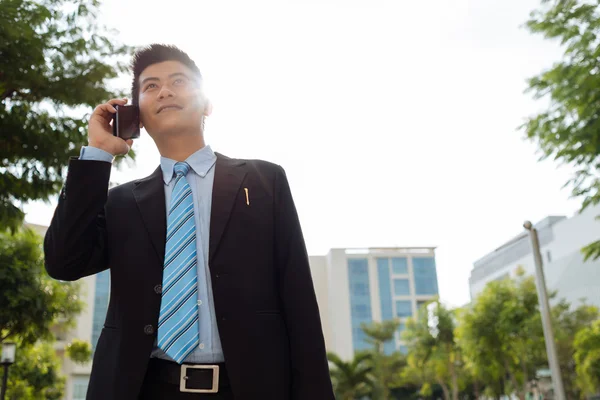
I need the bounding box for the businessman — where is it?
[44,44,334,400]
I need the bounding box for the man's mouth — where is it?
[157,105,183,113]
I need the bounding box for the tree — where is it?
[362,320,406,400]
[574,319,600,396]
[327,351,373,400]
[402,301,462,400]
[0,0,133,231]
[3,341,65,400]
[457,270,545,400]
[550,300,599,399]
[0,228,83,345]
[522,0,600,260]
[66,339,92,364]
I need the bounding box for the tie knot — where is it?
[173,162,191,177]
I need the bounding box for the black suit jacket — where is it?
[44,153,334,400]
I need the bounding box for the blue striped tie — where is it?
[157,162,200,363]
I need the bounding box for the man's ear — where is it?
[204,99,213,117]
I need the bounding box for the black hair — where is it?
[130,44,202,106]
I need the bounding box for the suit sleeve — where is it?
[44,158,112,281]
[274,165,335,400]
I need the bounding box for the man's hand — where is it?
[88,98,134,156]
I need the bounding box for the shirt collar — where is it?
[160,145,217,185]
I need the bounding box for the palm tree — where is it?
[362,320,405,400]
[327,351,373,400]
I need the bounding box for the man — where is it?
[44,44,334,400]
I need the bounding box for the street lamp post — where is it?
[523,221,566,400]
[1,342,16,400]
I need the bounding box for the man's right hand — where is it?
[88,98,135,156]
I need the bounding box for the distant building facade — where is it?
[469,204,600,309]
[309,247,440,360]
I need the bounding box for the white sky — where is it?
[24,0,582,307]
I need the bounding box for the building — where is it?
[469,204,600,308]
[25,222,102,400]
[309,247,440,360]
[30,216,441,393]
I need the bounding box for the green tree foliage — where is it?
[327,351,373,400]
[403,301,462,400]
[457,270,544,400]
[574,319,600,396]
[550,300,599,399]
[362,320,406,400]
[0,228,83,345]
[523,0,600,260]
[0,0,133,231]
[66,338,92,364]
[3,341,65,400]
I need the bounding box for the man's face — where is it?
[137,60,209,138]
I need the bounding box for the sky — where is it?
[24,0,582,307]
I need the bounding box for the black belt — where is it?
[147,358,230,393]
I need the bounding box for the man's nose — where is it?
[158,86,175,100]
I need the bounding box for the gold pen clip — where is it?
[244,188,250,205]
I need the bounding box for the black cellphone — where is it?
[112,105,140,140]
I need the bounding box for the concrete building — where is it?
[309,247,440,360]
[469,204,600,308]
[29,216,441,394]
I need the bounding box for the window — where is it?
[72,376,90,400]
[391,257,408,274]
[413,257,439,295]
[351,283,370,296]
[92,270,111,351]
[417,300,429,312]
[348,259,372,352]
[547,250,552,263]
[399,345,408,355]
[393,279,410,296]
[395,300,412,318]
[376,258,395,355]
[377,259,394,321]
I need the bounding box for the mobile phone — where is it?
[112,105,140,140]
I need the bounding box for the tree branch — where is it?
[0,88,16,102]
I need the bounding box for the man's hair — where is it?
[130,44,202,106]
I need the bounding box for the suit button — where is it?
[154,284,162,294]
[144,325,154,335]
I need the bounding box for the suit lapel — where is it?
[133,166,167,267]
[209,153,247,263]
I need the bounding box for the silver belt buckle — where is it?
[180,364,219,393]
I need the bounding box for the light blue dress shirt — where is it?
[80,145,225,363]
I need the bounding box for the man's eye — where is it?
[174,78,185,85]
[145,83,158,91]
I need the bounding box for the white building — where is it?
[309,247,440,361]
[469,204,600,308]
[29,216,441,395]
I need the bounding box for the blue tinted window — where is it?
[413,257,439,295]
[394,279,411,296]
[417,300,429,312]
[92,270,110,351]
[392,257,408,274]
[348,259,372,351]
[395,300,413,318]
[377,258,395,355]
[399,345,408,354]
